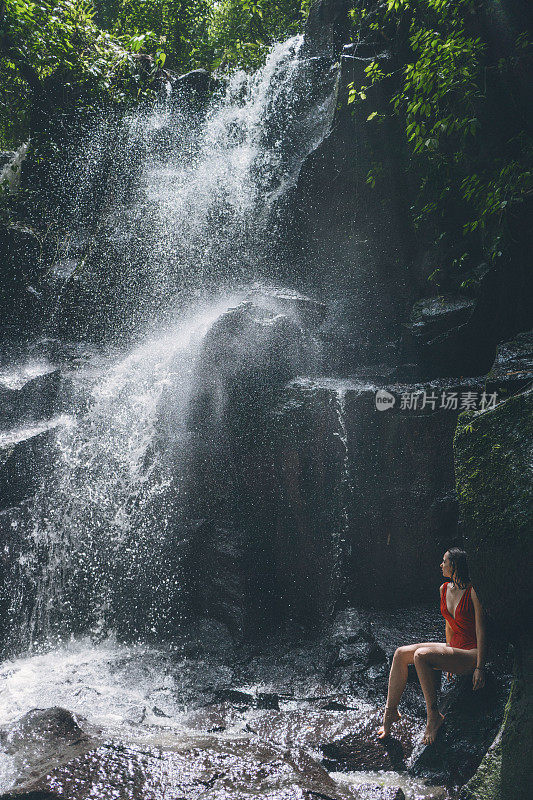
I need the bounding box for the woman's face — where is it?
[441,551,453,579]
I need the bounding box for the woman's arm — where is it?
[441,584,453,680]
[471,587,486,690]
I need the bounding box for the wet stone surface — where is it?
[0,606,509,799]
[4,736,356,800]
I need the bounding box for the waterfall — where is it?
[7,36,341,650]
[334,388,351,554]
[49,35,340,339]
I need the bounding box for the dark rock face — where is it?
[287,52,416,370]
[0,427,59,510]
[272,378,476,609]
[163,295,325,635]
[0,370,62,429]
[486,330,533,396]
[0,224,43,339]
[454,389,532,638]
[303,0,353,59]
[454,385,533,800]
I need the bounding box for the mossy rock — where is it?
[455,387,533,800]
[454,388,533,636]
[460,638,533,800]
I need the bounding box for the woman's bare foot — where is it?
[422,711,445,745]
[377,706,401,739]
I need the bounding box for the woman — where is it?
[377,548,486,745]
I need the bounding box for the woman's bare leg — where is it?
[378,642,437,739]
[413,644,477,744]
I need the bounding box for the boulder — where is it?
[173,69,221,102]
[0,369,62,429]
[245,286,327,329]
[0,708,96,798]
[486,330,533,397]
[1,730,355,800]
[186,300,320,435]
[454,389,533,637]
[408,673,509,788]
[157,296,323,635]
[321,708,421,772]
[454,387,533,799]
[0,425,61,510]
[325,626,388,692]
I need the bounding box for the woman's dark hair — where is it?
[447,547,470,588]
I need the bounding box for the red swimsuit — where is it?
[440,583,477,650]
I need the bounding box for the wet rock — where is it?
[321,708,422,772]
[0,708,96,797]
[303,0,352,59]
[486,330,533,397]
[0,426,59,509]
[179,702,244,733]
[245,287,327,329]
[358,785,405,800]
[454,387,533,799]
[326,626,388,693]
[0,502,34,655]
[186,300,320,434]
[408,673,509,787]
[348,789,406,800]
[194,522,251,634]
[1,708,90,754]
[5,736,355,800]
[174,68,213,100]
[161,297,324,635]
[454,389,533,638]
[0,224,42,337]
[178,618,235,660]
[246,706,362,750]
[274,378,464,609]
[214,689,280,710]
[0,369,62,429]
[404,296,479,375]
[0,791,60,799]
[407,296,476,340]
[459,638,533,800]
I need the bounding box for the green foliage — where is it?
[0,0,311,147]
[0,0,168,146]
[205,0,309,72]
[347,0,533,289]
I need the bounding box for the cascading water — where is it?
[333,387,353,575]
[49,35,339,340]
[20,302,236,649]
[5,35,341,651]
